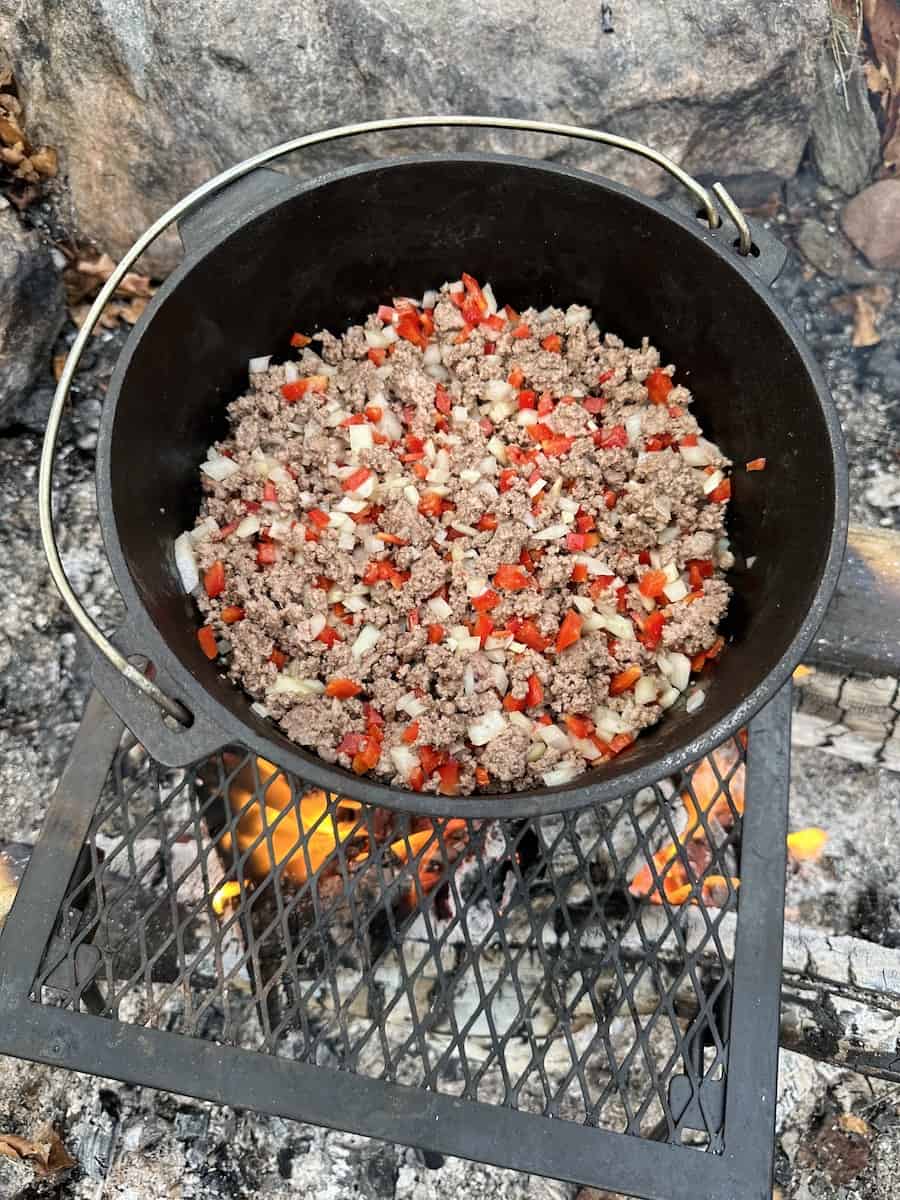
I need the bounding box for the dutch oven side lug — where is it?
[90,614,231,768]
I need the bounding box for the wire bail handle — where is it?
[39,115,752,724]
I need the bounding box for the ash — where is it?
[2,173,900,1198]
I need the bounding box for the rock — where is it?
[841,181,900,269]
[794,218,884,284]
[2,0,829,275]
[810,45,881,195]
[0,205,65,427]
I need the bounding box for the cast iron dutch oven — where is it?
[45,118,847,818]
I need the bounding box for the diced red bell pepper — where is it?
[502,693,527,712]
[418,491,445,518]
[541,333,562,353]
[542,435,574,457]
[603,490,618,510]
[565,714,595,738]
[407,609,420,631]
[364,405,383,423]
[482,314,506,332]
[326,678,363,699]
[639,569,668,599]
[566,532,588,552]
[307,508,330,530]
[290,331,311,347]
[708,478,732,503]
[525,673,543,707]
[197,625,218,659]
[434,384,452,414]
[364,703,384,728]
[583,396,605,414]
[575,511,596,533]
[645,433,673,452]
[510,619,547,652]
[203,560,225,598]
[494,564,531,590]
[517,389,537,410]
[597,369,615,386]
[636,610,665,650]
[589,576,615,599]
[342,467,372,493]
[688,559,714,589]
[402,721,420,744]
[645,368,673,405]
[352,735,382,774]
[537,392,555,416]
[221,605,245,624]
[472,613,494,646]
[475,765,490,788]
[746,457,766,471]
[367,347,386,366]
[437,760,460,796]
[261,479,277,502]
[269,648,287,669]
[340,413,367,427]
[427,624,444,644]
[375,532,408,546]
[377,304,397,323]
[609,732,635,755]
[257,543,278,566]
[317,625,342,648]
[609,665,642,696]
[281,375,329,402]
[419,745,447,775]
[420,308,435,338]
[555,610,583,653]
[527,421,554,443]
[471,589,500,612]
[511,323,531,339]
[679,434,698,447]
[616,584,629,613]
[476,513,498,531]
[594,425,628,450]
[408,766,426,792]
[499,468,518,493]
[571,562,588,584]
[508,367,525,389]
[337,732,366,756]
[244,500,262,513]
[396,312,428,348]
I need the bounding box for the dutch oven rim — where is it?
[95,150,849,818]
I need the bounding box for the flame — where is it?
[218,756,467,903]
[629,742,744,907]
[211,880,243,915]
[787,827,828,862]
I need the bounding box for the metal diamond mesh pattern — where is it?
[32,732,747,1150]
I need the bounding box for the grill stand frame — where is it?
[0,687,790,1200]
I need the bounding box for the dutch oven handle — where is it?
[39,116,784,763]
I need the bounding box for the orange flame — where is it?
[219,757,467,902]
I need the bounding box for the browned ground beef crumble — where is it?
[186,277,733,796]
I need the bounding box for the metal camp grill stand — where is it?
[0,686,790,1200]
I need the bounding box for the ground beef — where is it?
[187,275,733,796]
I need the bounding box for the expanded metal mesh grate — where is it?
[0,689,790,1199]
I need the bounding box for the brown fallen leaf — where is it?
[0,91,22,117]
[29,145,57,177]
[0,1126,75,1178]
[52,352,68,382]
[0,113,25,149]
[0,144,24,167]
[830,284,892,345]
[864,0,900,169]
[839,1112,871,1137]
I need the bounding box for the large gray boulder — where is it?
[3,0,830,276]
[0,203,65,426]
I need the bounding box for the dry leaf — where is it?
[0,144,24,167]
[0,1127,75,1178]
[0,113,25,148]
[29,145,57,177]
[52,353,68,382]
[853,294,882,345]
[75,252,116,280]
[0,92,22,117]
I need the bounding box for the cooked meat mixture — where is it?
[182,275,733,796]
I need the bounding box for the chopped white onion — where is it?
[527,477,547,498]
[306,614,327,641]
[484,379,515,404]
[680,443,713,468]
[669,652,692,693]
[533,523,568,541]
[571,736,602,761]
[601,613,636,640]
[571,595,594,615]
[746,555,757,568]
[250,701,270,718]
[663,562,680,584]
[235,515,261,538]
[364,328,392,349]
[686,689,706,713]
[537,724,571,752]
[337,496,368,513]
[593,707,625,737]
[427,597,453,621]
[489,664,509,694]
[542,762,581,786]
[625,413,643,444]
[484,633,513,651]
[426,364,450,382]
[487,436,508,463]
[200,457,240,481]
[190,517,218,543]
[173,533,199,592]
[338,529,356,551]
[465,576,489,598]
[468,710,507,745]
[507,710,532,731]
[702,469,724,495]
[658,524,679,545]
[283,361,299,383]
[463,665,476,695]
[634,675,659,705]
[390,745,419,776]
[422,289,438,309]
[398,692,427,718]
[343,595,367,613]
[448,280,464,294]
[659,686,681,710]
[378,407,403,441]
[451,405,469,426]
[248,355,271,374]
[482,282,498,315]
[349,424,374,453]
[272,676,324,696]
[455,635,481,654]
[528,742,547,763]
[351,623,382,659]
[663,579,689,604]
[582,612,606,632]
[564,304,591,328]
[268,519,293,541]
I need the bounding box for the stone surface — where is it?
[0,203,65,426]
[2,0,829,274]
[810,46,881,196]
[842,181,900,269]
